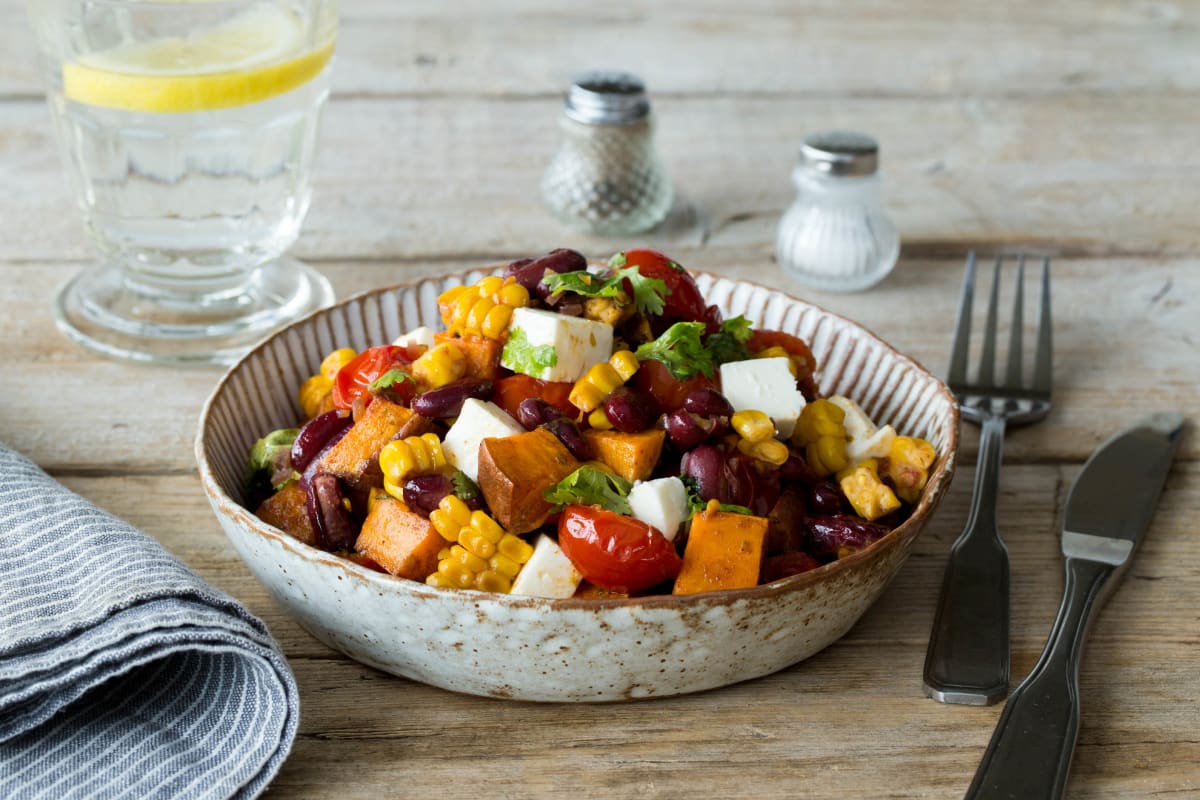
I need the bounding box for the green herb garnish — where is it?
[543,466,633,515]
[705,315,754,365]
[634,321,713,379]
[368,368,415,392]
[542,267,668,316]
[451,470,482,502]
[246,428,300,493]
[501,326,558,377]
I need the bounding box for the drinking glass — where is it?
[28,0,338,365]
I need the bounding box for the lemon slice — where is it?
[62,3,334,114]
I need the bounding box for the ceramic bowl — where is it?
[196,269,958,702]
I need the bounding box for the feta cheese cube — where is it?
[441,398,524,482]
[510,535,583,599]
[628,477,690,542]
[718,357,806,439]
[391,325,436,350]
[501,307,613,383]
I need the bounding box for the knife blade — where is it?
[965,412,1184,800]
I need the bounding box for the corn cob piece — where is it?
[837,459,901,521]
[410,341,467,388]
[426,495,534,592]
[297,348,357,418]
[380,434,448,500]
[569,350,640,413]
[886,436,937,503]
[792,399,850,476]
[437,276,531,340]
[731,410,789,465]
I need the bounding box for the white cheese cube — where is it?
[510,535,583,599]
[829,396,877,441]
[441,398,524,482]
[718,357,806,439]
[501,307,613,383]
[391,325,436,350]
[847,424,897,462]
[628,477,690,542]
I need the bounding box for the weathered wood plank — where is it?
[5,257,1196,471]
[6,0,1200,99]
[5,92,1200,263]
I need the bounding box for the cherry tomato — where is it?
[331,344,422,410]
[616,248,722,328]
[746,329,819,399]
[631,358,718,413]
[492,374,577,420]
[557,505,682,593]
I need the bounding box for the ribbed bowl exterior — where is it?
[196,270,958,702]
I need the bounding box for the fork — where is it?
[923,252,1053,706]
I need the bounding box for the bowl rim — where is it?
[195,267,959,610]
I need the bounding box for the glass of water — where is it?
[28,0,338,365]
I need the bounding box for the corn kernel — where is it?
[588,408,614,430]
[411,341,467,388]
[569,351,640,413]
[498,534,534,563]
[475,571,512,593]
[731,409,776,442]
[298,374,332,419]
[837,460,901,521]
[886,436,937,503]
[489,553,522,579]
[737,437,790,466]
[380,434,448,499]
[320,348,357,380]
[793,399,850,476]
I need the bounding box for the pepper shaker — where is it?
[542,71,673,236]
[775,131,899,292]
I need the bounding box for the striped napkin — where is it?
[0,444,298,799]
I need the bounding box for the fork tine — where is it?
[947,252,977,387]
[1004,254,1025,387]
[1032,257,1053,394]
[977,254,1002,388]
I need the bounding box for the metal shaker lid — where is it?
[800,130,879,176]
[563,71,651,125]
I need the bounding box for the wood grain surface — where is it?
[2,1,1197,797]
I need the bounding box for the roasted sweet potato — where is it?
[477,428,579,533]
[354,496,444,580]
[581,429,665,482]
[435,332,502,380]
[319,398,430,490]
[255,482,316,546]
[672,507,768,595]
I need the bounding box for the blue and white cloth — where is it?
[0,444,298,799]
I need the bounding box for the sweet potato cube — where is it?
[319,398,430,490]
[354,496,443,580]
[477,428,580,533]
[673,509,768,595]
[255,482,317,546]
[435,332,502,380]
[581,429,665,482]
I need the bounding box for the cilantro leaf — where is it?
[612,267,668,316]
[543,466,633,515]
[541,267,668,317]
[705,315,755,365]
[634,321,713,379]
[608,252,628,268]
[451,470,481,502]
[680,475,752,517]
[368,368,415,393]
[501,326,558,377]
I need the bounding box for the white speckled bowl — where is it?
[196,269,958,702]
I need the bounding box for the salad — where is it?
[247,248,937,598]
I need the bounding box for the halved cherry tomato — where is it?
[631,358,717,413]
[746,329,818,400]
[557,505,683,593]
[492,374,577,419]
[615,248,722,329]
[331,344,422,410]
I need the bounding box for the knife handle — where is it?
[964,557,1113,800]
[924,414,1011,705]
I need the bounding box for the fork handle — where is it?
[923,414,1011,705]
[964,557,1113,800]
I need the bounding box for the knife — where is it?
[964,412,1185,800]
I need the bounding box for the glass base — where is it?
[53,258,335,366]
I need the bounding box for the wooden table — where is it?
[3,2,1197,797]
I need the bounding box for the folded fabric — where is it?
[0,444,298,799]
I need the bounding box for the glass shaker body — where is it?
[542,72,672,236]
[776,131,899,292]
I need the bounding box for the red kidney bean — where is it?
[781,453,821,484]
[721,453,780,516]
[807,481,847,515]
[503,248,587,296]
[544,418,593,461]
[306,473,357,551]
[543,292,585,316]
[602,386,657,433]
[291,410,353,474]
[411,379,492,418]
[802,515,890,560]
[683,388,734,419]
[680,445,723,501]
[760,551,824,582]
[516,397,565,430]
[402,474,454,515]
[665,408,716,450]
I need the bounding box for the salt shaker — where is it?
[775,131,899,292]
[541,71,673,236]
